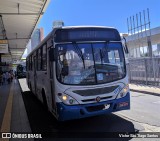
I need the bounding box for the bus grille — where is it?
[81,96,112,102]
[86,105,105,112]
[73,85,119,96]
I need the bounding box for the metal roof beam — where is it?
[0,12,44,15]
[16,0,44,5]
[7,38,30,40]
[11,48,25,50]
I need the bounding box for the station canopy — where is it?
[0,0,50,62]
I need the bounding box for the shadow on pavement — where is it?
[22,91,136,141]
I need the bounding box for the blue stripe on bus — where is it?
[56,92,130,121]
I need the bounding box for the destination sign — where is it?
[55,28,121,42]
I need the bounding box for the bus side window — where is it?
[37,48,42,71]
[30,55,32,70]
[42,44,47,71]
[32,55,34,71]
[36,50,38,70]
[26,58,28,71]
[29,57,31,70]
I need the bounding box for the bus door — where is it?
[48,47,56,114]
[33,56,37,95]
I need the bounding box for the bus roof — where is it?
[27,26,119,58]
[61,25,116,29]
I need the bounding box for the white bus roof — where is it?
[27,26,118,58]
[61,25,116,30]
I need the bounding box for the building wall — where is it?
[126,26,160,58]
[31,28,44,51]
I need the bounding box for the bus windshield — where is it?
[56,42,126,85]
[17,65,26,72]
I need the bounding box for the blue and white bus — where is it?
[26,26,130,121]
[16,63,26,78]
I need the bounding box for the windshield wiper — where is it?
[100,49,103,64]
[101,41,109,62]
[73,42,85,69]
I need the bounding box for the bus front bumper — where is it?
[56,92,130,121]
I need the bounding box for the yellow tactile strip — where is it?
[0,83,14,141]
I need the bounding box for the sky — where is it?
[38,0,160,37]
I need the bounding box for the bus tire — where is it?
[42,89,48,110]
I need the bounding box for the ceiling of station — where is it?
[0,0,50,61]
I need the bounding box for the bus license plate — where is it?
[118,102,128,108]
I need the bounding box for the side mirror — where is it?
[49,48,56,61]
[122,36,129,54]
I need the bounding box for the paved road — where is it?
[21,91,134,141]
[21,89,160,141]
[1,80,160,141]
[116,91,160,132]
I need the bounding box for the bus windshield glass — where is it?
[17,65,26,72]
[56,42,126,85]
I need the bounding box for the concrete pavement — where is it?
[129,84,160,97]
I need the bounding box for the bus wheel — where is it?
[42,89,48,110]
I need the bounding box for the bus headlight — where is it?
[58,93,79,105]
[116,84,129,99]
